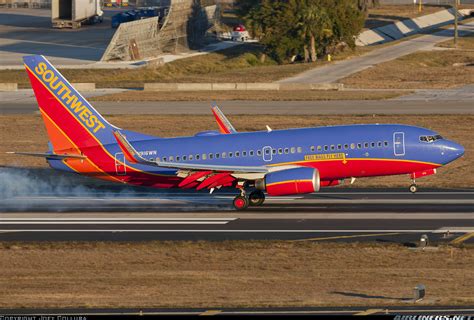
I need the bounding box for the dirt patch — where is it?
[0,114,472,188]
[341,36,474,89]
[90,90,407,102]
[0,242,472,308]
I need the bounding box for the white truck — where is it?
[52,0,104,29]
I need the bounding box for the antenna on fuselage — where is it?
[266,125,272,132]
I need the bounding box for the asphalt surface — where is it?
[1,89,474,114]
[0,168,473,242]
[279,21,474,83]
[2,305,474,316]
[1,187,473,242]
[0,8,120,66]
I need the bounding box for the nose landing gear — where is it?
[409,177,418,193]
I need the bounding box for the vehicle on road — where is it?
[52,0,104,29]
[10,55,465,210]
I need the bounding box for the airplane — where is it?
[8,55,465,210]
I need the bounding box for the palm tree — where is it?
[297,0,331,62]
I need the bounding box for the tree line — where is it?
[235,0,368,63]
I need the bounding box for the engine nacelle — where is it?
[256,167,320,196]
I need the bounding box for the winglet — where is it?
[112,130,149,165]
[211,103,237,134]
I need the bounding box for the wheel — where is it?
[233,195,249,210]
[409,184,418,193]
[249,190,265,206]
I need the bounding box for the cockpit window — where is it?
[420,135,443,143]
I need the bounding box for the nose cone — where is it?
[442,140,465,163]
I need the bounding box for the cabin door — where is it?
[262,146,273,162]
[114,152,127,176]
[393,132,405,156]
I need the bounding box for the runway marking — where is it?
[200,310,222,316]
[434,227,474,233]
[354,309,384,316]
[0,222,233,225]
[291,233,402,242]
[0,218,237,221]
[450,232,474,245]
[0,229,436,233]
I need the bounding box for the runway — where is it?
[2,94,474,114]
[1,189,473,243]
[2,305,474,316]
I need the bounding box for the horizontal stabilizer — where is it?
[6,151,87,160]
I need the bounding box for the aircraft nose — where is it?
[442,140,465,162]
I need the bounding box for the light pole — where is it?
[454,0,459,47]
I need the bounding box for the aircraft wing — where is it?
[113,130,267,174]
[211,103,237,134]
[6,151,87,160]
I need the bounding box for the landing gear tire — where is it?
[409,184,418,194]
[249,190,265,206]
[233,195,249,210]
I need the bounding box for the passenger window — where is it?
[202,154,207,160]
[311,146,315,152]
[297,147,302,153]
[344,144,349,150]
[222,152,226,158]
[189,155,193,160]
[196,155,200,160]
[257,150,262,156]
[384,141,389,147]
[209,153,213,159]
[377,141,382,147]
[156,157,161,162]
[265,149,270,155]
[250,150,254,156]
[163,157,167,162]
[272,149,276,155]
[357,143,362,149]
[317,146,322,152]
[169,156,174,161]
[235,151,240,157]
[324,145,328,151]
[371,142,376,148]
[243,151,247,157]
[291,147,296,154]
[278,148,283,154]
[284,148,289,154]
[350,143,355,150]
[330,145,335,151]
[229,152,233,158]
[215,153,220,159]
[337,144,342,150]
[364,142,369,148]
[175,156,179,162]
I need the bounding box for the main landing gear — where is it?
[233,190,266,210]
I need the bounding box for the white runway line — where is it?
[0,218,237,225]
[0,229,437,233]
[0,218,237,221]
[0,222,232,225]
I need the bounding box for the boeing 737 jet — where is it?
[9,55,465,210]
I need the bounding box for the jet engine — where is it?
[255,167,320,196]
